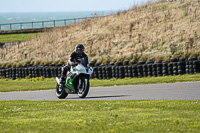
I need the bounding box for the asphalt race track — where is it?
[0,82,200,101]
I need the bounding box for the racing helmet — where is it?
[75,44,84,55]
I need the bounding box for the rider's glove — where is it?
[77,60,81,64]
[71,62,76,66]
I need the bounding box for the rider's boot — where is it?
[60,66,69,88]
[60,77,66,88]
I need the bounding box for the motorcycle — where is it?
[55,60,93,99]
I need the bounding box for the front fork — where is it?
[78,77,83,89]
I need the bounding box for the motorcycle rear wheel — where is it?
[78,78,89,98]
[56,84,68,99]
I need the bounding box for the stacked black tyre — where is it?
[137,62,145,78]
[137,65,143,78]
[115,66,119,79]
[147,63,153,77]
[98,67,102,79]
[124,66,128,77]
[168,63,173,76]
[93,67,98,79]
[123,61,130,78]
[185,61,190,74]
[39,67,43,77]
[112,66,116,78]
[5,68,9,78]
[35,67,39,78]
[32,67,36,78]
[50,67,54,78]
[102,67,106,79]
[0,68,2,78]
[162,62,168,76]
[28,67,32,78]
[152,64,157,77]
[119,66,125,79]
[3,69,6,78]
[114,62,123,79]
[188,60,193,74]
[21,67,24,78]
[46,67,51,78]
[106,66,112,79]
[127,66,132,78]
[42,67,46,77]
[15,68,19,79]
[24,67,28,77]
[12,68,16,79]
[0,69,1,77]
[58,66,62,77]
[156,63,162,77]
[173,62,178,75]
[132,65,137,78]
[193,60,200,74]
[177,61,185,75]
[143,64,148,77]
[188,58,199,74]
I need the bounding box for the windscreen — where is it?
[77,57,88,67]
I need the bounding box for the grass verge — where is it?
[0,73,200,92]
[0,100,200,133]
[0,33,40,43]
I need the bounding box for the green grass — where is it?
[0,73,200,92]
[0,77,55,92]
[91,73,200,87]
[0,33,40,43]
[0,100,200,133]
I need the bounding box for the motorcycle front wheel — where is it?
[78,77,89,98]
[56,84,68,99]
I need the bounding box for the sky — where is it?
[0,0,148,13]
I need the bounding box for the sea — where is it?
[0,11,115,31]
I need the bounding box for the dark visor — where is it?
[77,49,83,54]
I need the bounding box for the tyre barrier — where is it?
[0,65,63,79]
[137,65,143,78]
[0,58,200,80]
[112,66,115,78]
[152,64,157,77]
[162,62,168,76]
[119,66,125,79]
[143,64,148,77]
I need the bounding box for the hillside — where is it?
[0,0,200,66]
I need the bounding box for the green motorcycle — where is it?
[55,63,93,99]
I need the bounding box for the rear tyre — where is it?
[78,78,89,98]
[56,84,68,99]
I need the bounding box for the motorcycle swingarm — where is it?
[64,87,77,94]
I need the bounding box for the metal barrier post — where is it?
[10,24,12,30]
[20,23,22,29]
[54,20,56,27]
[64,20,66,25]
[42,21,44,28]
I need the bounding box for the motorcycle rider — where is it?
[60,44,90,88]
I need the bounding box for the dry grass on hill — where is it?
[0,0,200,67]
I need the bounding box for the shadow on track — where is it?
[67,95,130,100]
[86,95,130,99]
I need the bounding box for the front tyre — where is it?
[78,78,89,98]
[56,84,68,99]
